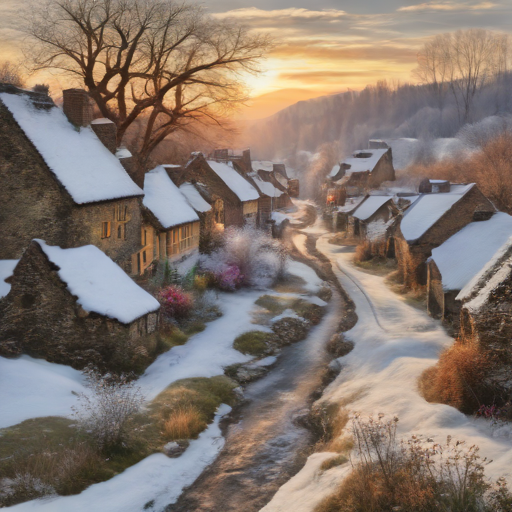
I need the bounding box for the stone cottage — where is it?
[329,148,395,197]
[164,154,249,249]
[332,197,366,231]
[143,166,202,267]
[458,239,512,364]
[0,240,160,371]
[255,168,292,209]
[0,84,144,275]
[395,183,495,288]
[427,212,512,327]
[350,195,398,240]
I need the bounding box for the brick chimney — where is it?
[91,118,117,154]
[62,89,93,127]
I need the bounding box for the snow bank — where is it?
[0,355,86,428]
[352,196,392,221]
[0,259,18,298]
[341,148,388,175]
[179,182,211,213]
[10,405,231,512]
[207,160,260,202]
[287,260,323,294]
[400,184,475,242]
[431,212,512,292]
[260,453,349,512]
[0,93,142,204]
[143,167,199,229]
[36,240,160,324]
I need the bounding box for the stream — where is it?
[167,233,342,511]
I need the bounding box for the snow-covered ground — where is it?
[2,260,324,511]
[9,405,231,512]
[262,234,512,512]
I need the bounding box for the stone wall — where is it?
[0,242,158,373]
[427,259,444,318]
[461,272,512,364]
[369,150,395,187]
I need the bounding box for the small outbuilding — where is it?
[350,195,397,239]
[0,240,160,371]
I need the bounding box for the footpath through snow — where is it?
[262,233,512,512]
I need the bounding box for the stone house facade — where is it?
[349,196,398,239]
[395,184,495,288]
[0,240,160,372]
[0,84,144,275]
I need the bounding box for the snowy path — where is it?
[261,233,512,512]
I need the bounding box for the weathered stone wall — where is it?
[69,198,143,274]
[369,150,395,187]
[0,242,158,373]
[0,101,74,259]
[461,272,512,364]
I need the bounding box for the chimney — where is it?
[62,89,93,127]
[242,149,252,173]
[116,147,144,188]
[91,118,117,154]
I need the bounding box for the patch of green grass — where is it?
[150,376,238,440]
[271,274,308,294]
[233,331,273,356]
[320,454,349,471]
[255,295,288,314]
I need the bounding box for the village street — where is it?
[261,217,512,511]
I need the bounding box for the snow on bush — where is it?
[158,285,193,319]
[200,227,286,290]
[72,367,145,452]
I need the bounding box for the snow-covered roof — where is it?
[430,213,512,292]
[329,164,340,177]
[342,148,388,175]
[0,260,18,299]
[0,92,143,204]
[179,182,211,213]
[252,161,274,173]
[430,179,449,184]
[207,160,260,202]
[353,196,393,221]
[143,167,199,229]
[36,240,160,323]
[400,184,475,242]
[249,172,283,197]
[116,147,132,159]
[337,196,366,214]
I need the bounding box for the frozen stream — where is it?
[168,287,342,512]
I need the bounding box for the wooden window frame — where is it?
[101,221,111,239]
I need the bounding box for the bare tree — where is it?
[24,0,272,165]
[414,34,452,112]
[415,30,509,124]
[0,61,24,87]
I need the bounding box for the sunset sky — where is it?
[1,0,512,119]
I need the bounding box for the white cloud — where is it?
[398,1,499,12]
[213,7,346,20]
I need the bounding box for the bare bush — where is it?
[316,414,511,512]
[72,367,145,452]
[0,61,24,87]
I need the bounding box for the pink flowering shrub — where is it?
[216,264,244,291]
[158,285,193,319]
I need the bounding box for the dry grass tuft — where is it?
[320,454,349,471]
[163,406,206,440]
[354,241,373,263]
[419,337,493,413]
